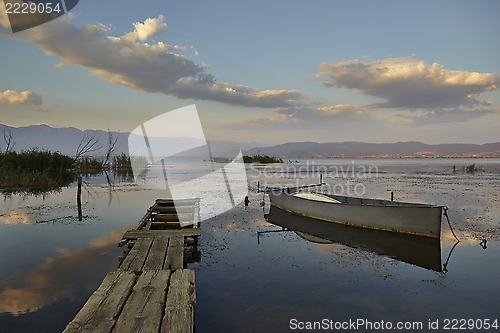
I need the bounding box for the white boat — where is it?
[268,188,442,238]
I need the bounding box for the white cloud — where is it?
[0,11,303,109]
[0,90,42,106]
[314,57,500,110]
[122,15,167,42]
[54,61,66,68]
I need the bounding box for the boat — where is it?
[264,206,442,272]
[268,188,443,239]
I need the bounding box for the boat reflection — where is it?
[264,206,442,272]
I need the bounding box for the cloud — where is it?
[314,57,500,110]
[0,90,42,106]
[316,104,368,117]
[54,61,66,68]
[122,15,167,42]
[390,107,498,126]
[0,12,303,109]
[169,78,303,108]
[222,104,369,131]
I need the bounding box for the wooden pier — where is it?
[63,199,201,333]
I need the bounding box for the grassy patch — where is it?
[243,155,283,163]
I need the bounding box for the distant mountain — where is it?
[0,124,267,158]
[0,124,129,157]
[243,141,500,158]
[2,124,499,158]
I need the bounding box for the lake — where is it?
[1,158,499,332]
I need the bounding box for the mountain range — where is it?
[1,124,499,158]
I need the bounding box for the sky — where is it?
[1,0,499,144]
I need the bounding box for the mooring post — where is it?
[391,191,394,201]
[77,176,82,221]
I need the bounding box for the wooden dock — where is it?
[63,199,201,333]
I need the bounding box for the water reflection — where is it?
[264,207,443,272]
[0,169,133,198]
[0,210,32,225]
[0,229,125,316]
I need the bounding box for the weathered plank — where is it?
[123,229,201,239]
[112,270,170,333]
[142,237,169,271]
[164,236,184,270]
[161,269,196,333]
[63,271,137,333]
[119,238,153,272]
[150,222,182,230]
[155,199,200,206]
[135,210,152,230]
[151,206,197,214]
[154,213,194,222]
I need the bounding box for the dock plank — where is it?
[63,271,136,333]
[155,199,199,206]
[66,198,200,333]
[123,229,201,239]
[161,269,196,333]
[142,237,170,271]
[164,236,184,270]
[112,270,170,333]
[119,238,153,273]
[151,206,196,213]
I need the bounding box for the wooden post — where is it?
[77,176,82,221]
[320,173,323,184]
[257,181,260,193]
[391,191,394,201]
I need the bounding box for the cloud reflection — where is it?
[0,210,32,225]
[0,229,125,316]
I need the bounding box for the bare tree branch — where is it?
[1,128,15,154]
[102,130,119,169]
[75,133,101,160]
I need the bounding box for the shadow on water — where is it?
[264,206,445,272]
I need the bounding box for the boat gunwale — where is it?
[279,189,442,209]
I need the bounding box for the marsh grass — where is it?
[0,150,134,194]
[243,155,283,163]
[452,164,483,174]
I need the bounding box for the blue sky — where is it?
[1,0,499,144]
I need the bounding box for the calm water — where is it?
[0,159,499,332]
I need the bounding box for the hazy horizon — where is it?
[2,123,500,148]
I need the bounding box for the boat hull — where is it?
[265,206,442,271]
[269,191,442,238]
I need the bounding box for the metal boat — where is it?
[264,206,442,272]
[268,188,442,238]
